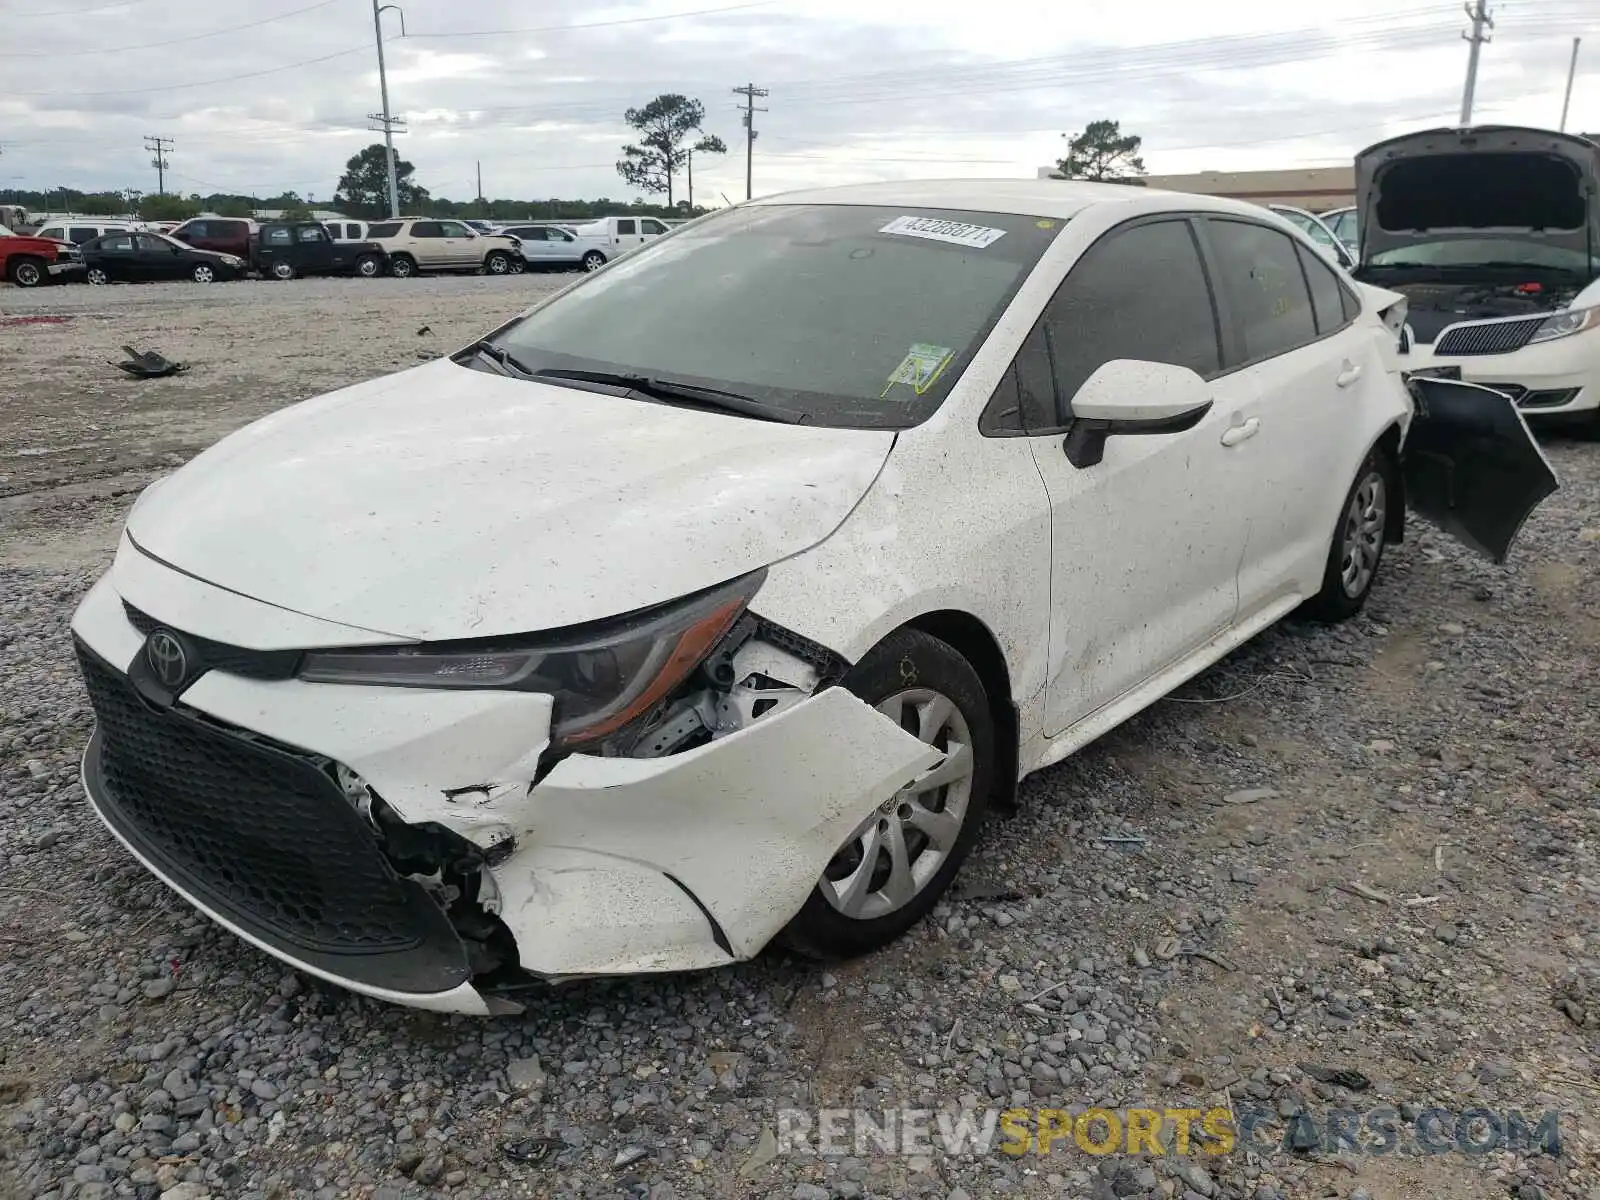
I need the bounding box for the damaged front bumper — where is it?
[70,561,939,1015]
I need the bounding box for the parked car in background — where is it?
[82,231,246,284]
[325,220,372,242]
[1267,204,1357,271]
[255,221,387,280]
[0,224,82,286]
[363,218,522,278]
[1320,206,1359,254]
[33,219,143,247]
[1351,124,1600,429]
[499,222,596,270]
[565,215,672,268]
[169,217,256,264]
[464,220,498,235]
[66,181,1556,1013]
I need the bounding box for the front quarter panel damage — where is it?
[516,686,943,962]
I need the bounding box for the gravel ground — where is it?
[2,277,1598,1200]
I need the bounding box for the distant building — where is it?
[1036,165,1354,212]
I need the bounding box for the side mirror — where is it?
[1063,360,1214,469]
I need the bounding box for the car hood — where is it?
[125,358,895,641]
[1354,125,1600,264]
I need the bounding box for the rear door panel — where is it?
[1402,377,1559,562]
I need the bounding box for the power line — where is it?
[733,83,768,200]
[400,1,774,40]
[12,46,370,97]
[144,135,172,195]
[11,0,153,18]
[0,0,343,57]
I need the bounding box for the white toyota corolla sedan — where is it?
[70,180,1557,1015]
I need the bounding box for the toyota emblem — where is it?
[145,630,189,689]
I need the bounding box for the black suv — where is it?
[255,222,387,280]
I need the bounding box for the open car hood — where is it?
[126,358,895,641]
[1355,126,1600,264]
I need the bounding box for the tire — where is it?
[191,263,216,283]
[86,267,109,286]
[389,255,416,278]
[781,628,995,960]
[8,257,45,288]
[269,260,296,281]
[355,254,382,279]
[509,257,526,274]
[1304,445,1396,622]
[484,251,512,275]
[582,250,606,272]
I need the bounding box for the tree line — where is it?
[4,115,1148,226]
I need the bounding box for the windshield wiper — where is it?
[532,368,805,424]
[457,340,536,379]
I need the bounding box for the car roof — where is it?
[747,178,1289,222]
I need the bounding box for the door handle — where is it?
[1336,361,1363,388]
[1220,417,1260,447]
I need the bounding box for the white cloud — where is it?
[0,0,1595,204]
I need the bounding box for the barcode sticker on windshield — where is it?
[879,216,1006,249]
[882,343,955,398]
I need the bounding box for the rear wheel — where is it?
[389,255,417,278]
[582,250,606,272]
[1305,445,1395,622]
[191,263,215,283]
[8,257,45,287]
[355,254,382,278]
[781,629,995,960]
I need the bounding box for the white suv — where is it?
[364,218,523,278]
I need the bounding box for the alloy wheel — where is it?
[820,688,975,920]
[87,268,108,285]
[1339,471,1386,598]
[193,265,215,283]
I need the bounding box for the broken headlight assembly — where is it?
[1529,305,1598,345]
[298,570,766,751]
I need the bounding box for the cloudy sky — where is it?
[1,0,1596,207]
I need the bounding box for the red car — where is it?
[0,224,83,287]
[168,217,257,263]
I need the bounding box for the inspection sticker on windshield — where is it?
[882,343,955,397]
[878,215,1007,249]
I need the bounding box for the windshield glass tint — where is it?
[1366,238,1593,272]
[490,204,1061,428]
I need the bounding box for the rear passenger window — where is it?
[615,219,636,235]
[1041,219,1222,420]
[367,222,401,238]
[69,227,97,243]
[1296,243,1350,335]
[1339,281,1360,323]
[1206,220,1318,363]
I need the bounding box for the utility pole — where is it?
[369,0,407,219]
[1459,0,1493,125]
[144,136,173,195]
[476,160,483,209]
[732,83,767,201]
[1559,37,1581,131]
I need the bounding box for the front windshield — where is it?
[1366,237,1593,272]
[0,225,13,237]
[488,203,1061,429]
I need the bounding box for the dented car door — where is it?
[1401,375,1560,562]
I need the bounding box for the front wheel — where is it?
[1304,446,1395,622]
[781,628,995,960]
[484,251,512,275]
[8,257,45,287]
[86,266,109,285]
[581,250,606,272]
[191,263,215,283]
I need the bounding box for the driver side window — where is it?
[981,218,1223,435]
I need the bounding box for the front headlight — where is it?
[1529,305,1598,344]
[221,255,243,266]
[298,570,764,749]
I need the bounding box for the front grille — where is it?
[77,642,470,994]
[1435,317,1543,357]
[123,602,300,681]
